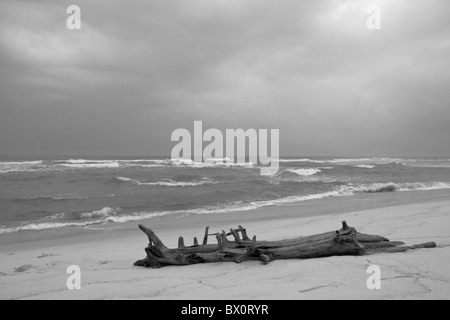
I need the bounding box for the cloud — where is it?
[0,0,449,156]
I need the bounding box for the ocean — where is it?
[1,156,450,235]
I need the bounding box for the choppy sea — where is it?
[1,156,450,234]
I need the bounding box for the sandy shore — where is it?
[1,193,450,300]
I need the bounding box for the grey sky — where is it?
[0,0,449,156]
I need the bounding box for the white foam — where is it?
[286,168,322,176]
[54,159,114,164]
[116,176,216,187]
[276,158,402,165]
[0,161,43,165]
[0,208,168,234]
[60,162,120,168]
[41,207,121,221]
[276,158,326,163]
[328,158,373,163]
[79,207,120,219]
[0,221,103,234]
[3,180,450,234]
[105,211,176,223]
[0,160,45,174]
[119,159,168,163]
[205,157,233,163]
[262,189,354,205]
[354,165,376,169]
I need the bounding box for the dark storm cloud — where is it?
[0,0,449,156]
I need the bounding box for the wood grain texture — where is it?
[134,221,436,268]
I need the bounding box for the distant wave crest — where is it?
[1,194,87,203]
[354,164,376,169]
[0,160,45,174]
[3,157,450,174]
[60,161,120,169]
[116,176,217,187]
[285,168,323,176]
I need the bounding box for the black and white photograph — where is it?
[1,0,449,303]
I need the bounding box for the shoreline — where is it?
[0,190,450,299]
[1,188,449,250]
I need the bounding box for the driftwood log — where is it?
[134,221,436,268]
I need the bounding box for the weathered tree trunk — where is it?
[134,221,436,268]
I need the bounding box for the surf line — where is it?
[171,121,279,175]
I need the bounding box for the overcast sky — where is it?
[0,0,449,157]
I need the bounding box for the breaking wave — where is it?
[354,165,376,169]
[1,161,43,165]
[0,161,45,174]
[116,176,217,187]
[3,157,450,174]
[41,207,121,221]
[354,182,450,193]
[54,159,114,164]
[60,161,120,169]
[285,168,323,176]
[2,180,450,234]
[170,159,254,168]
[276,158,409,165]
[0,207,169,234]
[276,158,326,163]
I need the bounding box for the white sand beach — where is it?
[1,192,450,300]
